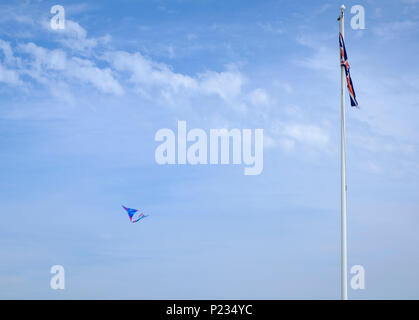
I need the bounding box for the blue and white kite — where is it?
[122,205,148,223]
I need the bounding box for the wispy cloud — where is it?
[373,20,418,39]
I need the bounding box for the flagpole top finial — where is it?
[340,4,346,12]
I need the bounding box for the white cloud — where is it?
[19,43,67,71]
[0,39,17,65]
[48,20,111,54]
[0,20,336,160]
[373,20,418,39]
[17,42,123,95]
[69,57,124,95]
[269,121,331,152]
[295,46,336,76]
[1,31,247,106]
[105,50,197,93]
[198,67,245,101]
[105,50,245,103]
[0,39,21,85]
[282,123,330,148]
[0,64,21,85]
[248,88,270,106]
[258,22,284,34]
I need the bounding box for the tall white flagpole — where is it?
[339,4,348,300]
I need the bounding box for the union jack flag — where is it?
[339,33,358,108]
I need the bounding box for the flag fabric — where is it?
[339,32,359,107]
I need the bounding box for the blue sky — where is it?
[0,0,418,299]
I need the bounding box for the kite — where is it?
[122,205,148,223]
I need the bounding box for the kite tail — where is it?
[132,212,148,223]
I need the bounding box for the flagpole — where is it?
[339,4,348,300]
